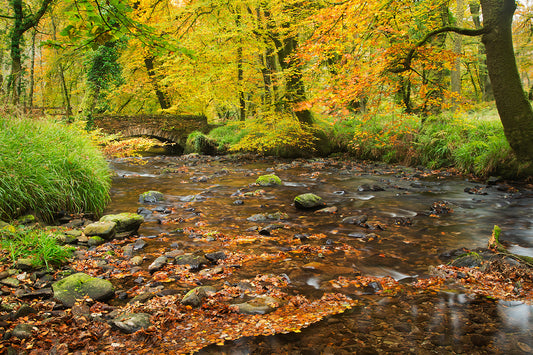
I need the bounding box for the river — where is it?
[105,154,533,354]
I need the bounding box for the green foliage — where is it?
[208,122,248,152]
[231,112,318,158]
[0,226,75,269]
[341,106,521,176]
[0,115,111,222]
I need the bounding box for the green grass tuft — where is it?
[0,115,111,222]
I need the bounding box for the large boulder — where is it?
[83,221,116,240]
[256,174,282,187]
[52,272,114,307]
[294,193,326,210]
[100,213,144,237]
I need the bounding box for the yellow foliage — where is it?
[231,112,317,155]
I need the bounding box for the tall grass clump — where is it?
[0,115,111,222]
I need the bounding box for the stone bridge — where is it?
[93,114,213,153]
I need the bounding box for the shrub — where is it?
[0,115,111,222]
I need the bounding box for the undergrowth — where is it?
[0,226,74,269]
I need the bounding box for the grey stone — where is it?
[139,191,164,204]
[148,256,167,273]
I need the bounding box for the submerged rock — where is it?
[181,286,217,307]
[256,174,282,187]
[148,256,167,273]
[175,254,208,270]
[235,296,280,315]
[12,323,35,339]
[110,313,151,334]
[52,272,114,307]
[294,193,326,210]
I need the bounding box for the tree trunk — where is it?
[469,1,493,101]
[144,56,171,110]
[28,30,36,109]
[277,36,312,124]
[481,0,533,160]
[235,11,246,121]
[9,0,53,105]
[451,0,464,100]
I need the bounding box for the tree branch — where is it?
[389,26,489,73]
[22,0,54,33]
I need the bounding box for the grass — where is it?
[0,115,111,222]
[0,226,75,269]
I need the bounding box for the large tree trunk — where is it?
[481,0,533,160]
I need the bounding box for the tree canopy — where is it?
[1,0,532,160]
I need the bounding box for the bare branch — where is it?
[389,26,489,73]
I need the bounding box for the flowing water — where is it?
[105,154,533,354]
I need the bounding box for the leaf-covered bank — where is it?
[0,115,111,222]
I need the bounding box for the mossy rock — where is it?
[83,221,116,240]
[110,312,151,334]
[88,236,106,247]
[256,174,282,187]
[294,193,326,210]
[139,191,164,204]
[52,272,114,307]
[16,215,36,225]
[100,213,144,237]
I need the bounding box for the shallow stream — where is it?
[105,154,533,354]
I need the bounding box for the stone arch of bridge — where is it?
[119,127,185,154]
